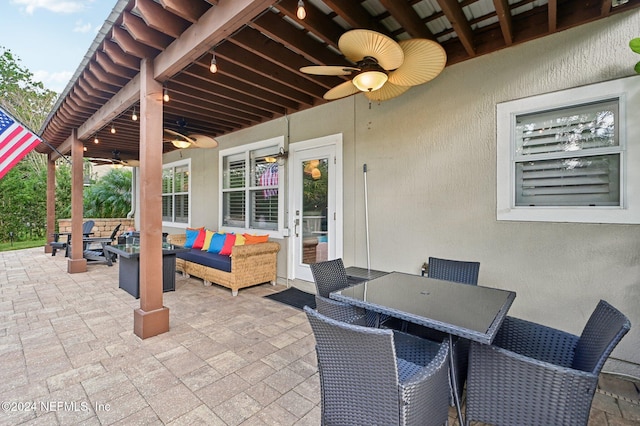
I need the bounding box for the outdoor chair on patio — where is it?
[50,220,95,257]
[425,256,480,285]
[314,295,368,326]
[465,299,631,426]
[311,258,383,327]
[83,223,121,263]
[310,258,350,298]
[406,256,480,402]
[304,306,451,426]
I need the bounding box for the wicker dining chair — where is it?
[465,299,631,426]
[310,258,350,298]
[314,295,368,326]
[427,256,480,285]
[304,306,451,426]
[409,256,480,402]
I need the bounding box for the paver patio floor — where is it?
[0,248,638,425]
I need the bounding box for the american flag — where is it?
[0,107,42,179]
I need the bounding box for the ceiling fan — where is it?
[300,29,447,102]
[163,118,218,149]
[90,150,140,168]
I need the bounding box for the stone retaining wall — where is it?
[57,218,134,238]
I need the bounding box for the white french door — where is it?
[289,135,342,282]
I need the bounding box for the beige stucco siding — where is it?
[164,10,640,375]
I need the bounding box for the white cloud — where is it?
[33,69,73,94]
[11,0,88,14]
[73,20,92,33]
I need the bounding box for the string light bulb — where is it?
[94,135,99,144]
[296,0,306,19]
[163,86,170,102]
[110,124,116,134]
[131,107,137,121]
[210,51,218,73]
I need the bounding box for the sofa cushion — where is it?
[177,249,232,273]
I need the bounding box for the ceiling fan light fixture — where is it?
[353,70,388,92]
[171,139,191,149]
[296,0,306,19]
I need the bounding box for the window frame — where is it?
[497,77,640,224]
[162,158,191,228]
[219,136,286,238]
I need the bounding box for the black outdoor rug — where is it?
[264,287,316,310]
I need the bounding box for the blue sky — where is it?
[0,0,115,94]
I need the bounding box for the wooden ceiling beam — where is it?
[122,12,174,51]
[493,0,514,45]
[153,0,278,81]
[95,51,137,79]
[276,0,344,47]
[188,62,301,110]
[133,0,190,38]
[103,40,140,71]
[252,11,348,66]
[170,77,274,120]
[378,0,436,40]
[548,0,558,31]
[436,0,476,56]
[112,26,159,59]
[229,27,342,90]
[159,0,211,24]
[82,71,118,94]
[180,68,286,115]
[321,0,389,35]
[88,62,129,87]
[77,77,111,101]
[214,43,327,100]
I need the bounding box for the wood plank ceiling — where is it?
[37,0,640,163]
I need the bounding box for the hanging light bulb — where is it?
[94,135,99,144]
[110,124,116,134]
[131,107,137,121]
[296,0,306,19]
[163,86,170,102]
[83,145,87,152]
[210,51,218,73]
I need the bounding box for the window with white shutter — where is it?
[497,76,640,224]
[162,159,191,226]
[220,136,285,236]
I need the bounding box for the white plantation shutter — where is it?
[513,99,621,207]
[162,160,191,224]
[221,143,281,231]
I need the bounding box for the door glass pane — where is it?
[301,158,328,264]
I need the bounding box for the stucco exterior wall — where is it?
[163,10,640,375]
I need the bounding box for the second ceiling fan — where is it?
[301,29,447,102]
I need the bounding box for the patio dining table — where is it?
[330,271,516,423]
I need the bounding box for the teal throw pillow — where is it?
[207,233,226,253]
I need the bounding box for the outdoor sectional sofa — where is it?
[166,233,280,296]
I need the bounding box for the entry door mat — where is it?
[264,287,316,310]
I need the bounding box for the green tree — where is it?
[83,168,132,218]
[0,46,60,242]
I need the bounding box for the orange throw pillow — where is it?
[243,233,269,244]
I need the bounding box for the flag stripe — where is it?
[0,107,42,179]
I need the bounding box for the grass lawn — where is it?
[0,239,46,252]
